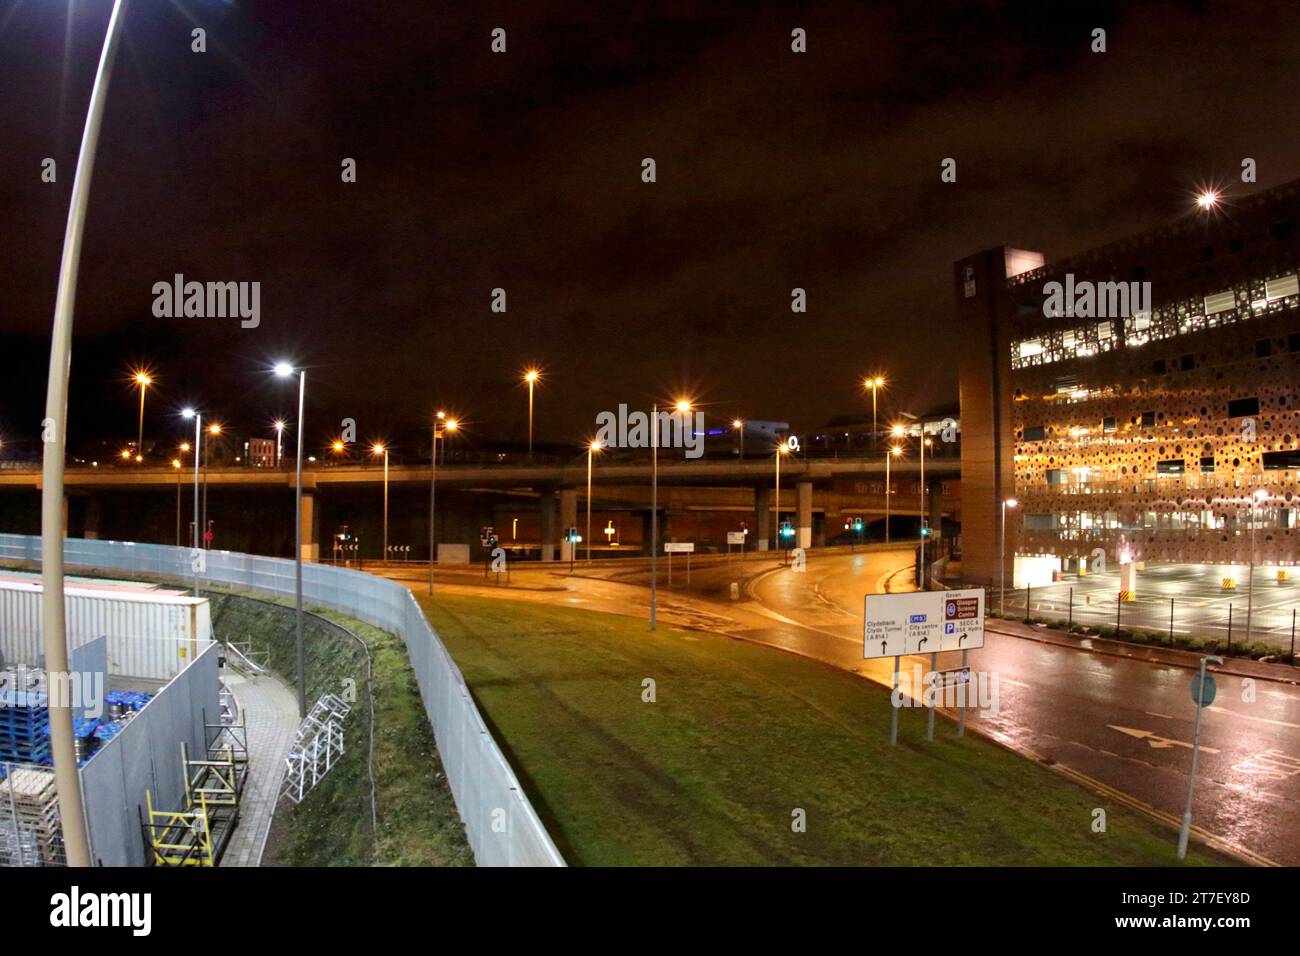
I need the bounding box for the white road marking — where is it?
[1206,705,1300,730]
[1108,725,1220,752]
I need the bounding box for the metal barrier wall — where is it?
[80,642,220,867]
[0,534,565,867]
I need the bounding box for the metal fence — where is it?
[991,584,1300,659]
[0,534,565,867]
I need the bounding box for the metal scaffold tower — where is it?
[141,706,249,867]
[280,693,351,805]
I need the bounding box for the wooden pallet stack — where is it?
[0,766,64,866]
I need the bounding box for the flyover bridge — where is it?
[0,456,961,562]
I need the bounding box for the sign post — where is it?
[864,588,985,746]
[665,542,693,587]
[1178,655,1222,859]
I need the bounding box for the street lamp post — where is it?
[133,371,151,462]
[650,400,690,629]
[172,457,183,545]
[181,410,202,596]
[373,443,389,562]
[864,376,885,450]
[919,431,931,588]
[274,419,285,468]
[202,423,221,549]
[1000,497,1018,615]
[38,0,129,868]
[773,438,793,554]
[886,445,901,544]
[524,369,539,460]
[587,441,601,564]
[428,413,457,595]
[274,363,307,718]
[651,401,659,629]
[733,419,745,461]
[774,439,783,552]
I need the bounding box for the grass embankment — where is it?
[419,592,1229,867]
[208,592,472,866]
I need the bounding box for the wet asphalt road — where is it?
[378,548,1300,864]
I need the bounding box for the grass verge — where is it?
[419,592,1231,867]
[208,591,472,866]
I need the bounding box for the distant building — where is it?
[955,181,1300,586]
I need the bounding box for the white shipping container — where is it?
[0,579,212,681]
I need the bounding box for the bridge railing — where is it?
[0,533,564,868]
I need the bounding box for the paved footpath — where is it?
[220,670,300,867]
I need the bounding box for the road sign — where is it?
[940,590,985,652]
[1190,672,1217,707]
[863,588,985,660]
[664,542,694,553]
[726,531,746,545]
[480,526,496,547]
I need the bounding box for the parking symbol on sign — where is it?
[944,622,956,635]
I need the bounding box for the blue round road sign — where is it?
[1190,672,1216,708]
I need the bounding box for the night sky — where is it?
[3,0,1300,460]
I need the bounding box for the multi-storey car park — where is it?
[955,179,1300,596]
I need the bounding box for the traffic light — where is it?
[779,521,795,539]
[853,518,863,532]
[920,526,930,537]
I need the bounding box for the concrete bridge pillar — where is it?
[83,496,101,540]
[300,491,319,563]
[754,487,770,551]
[539,490,557,562]
[927,481,944,546]
[559,488,578,562]
[796,481,813,549]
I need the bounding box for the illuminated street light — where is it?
[1196,190,1219,210]
[372,443,389,564]
[733,418,745,460]
[523,369,541,459]
[774,438,793,554]
[650,398,691,630]
[886,444,903,544]
[171,457,183,546]
[274,361,308,717]
[587,440,603,564]
[429,415,459,594]
[273,419,286,468]
[864,375,886,450]
[132,370,152,463]
[180,407,203,596]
